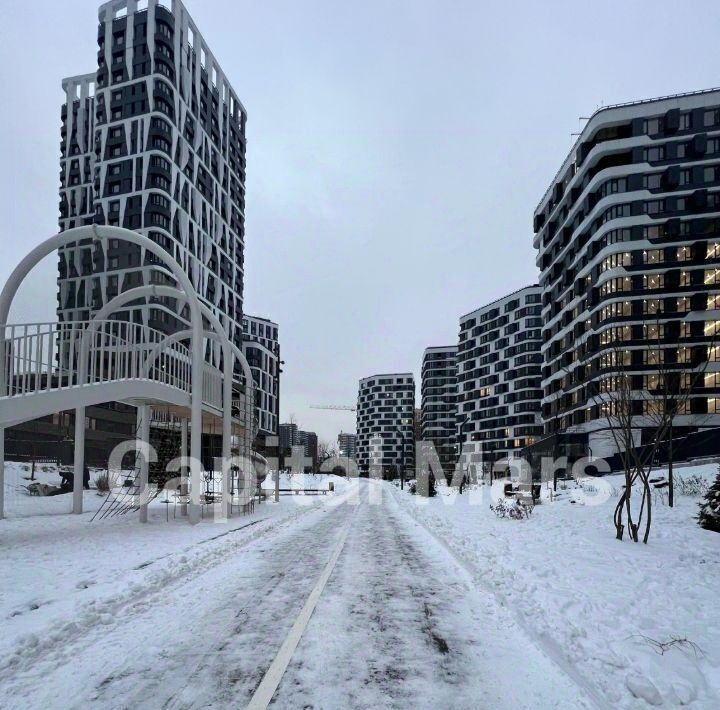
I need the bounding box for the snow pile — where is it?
[1,462,110,518]
[393,464,720,709]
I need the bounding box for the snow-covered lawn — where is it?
[0,462,350,679]
[393,464,720,708]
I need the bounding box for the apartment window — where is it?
[707,243,720,260]
[645,324,665,340]
[150,155,171,171]
[601,252,632,271]
[678,169,692,187]
[704,320,720,337]
[643,249,664,265]
[645,146,665,162]
[678,245,692,262]
[677,297,691,313]
[108,256,119,269]
[643,118,662,135]
[644,349,666,365]
[150,193,169,208]
[709,398,720,414]
[679,112,692,130]
[704,109,720,128]
[644,374,663,391]
[644,273,665,290]
[705,269,720,286]
[600,277,631,296]
[645,200,663,216]
[676,143,687,159]
[643,173,662,190]
[704,166,719,184]
[108,164,121,176]
[602,301,632,319]
[708,293,720,310]
[679,271,691,287]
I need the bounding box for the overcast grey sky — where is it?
[1,0,719,443]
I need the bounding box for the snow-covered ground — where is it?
[0,463,351,687]
[1,461,716,708]
[394,464,720,708]
[1,471,596,708]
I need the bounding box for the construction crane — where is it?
[309,404,356,412]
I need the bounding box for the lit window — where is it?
[705,269,720,286]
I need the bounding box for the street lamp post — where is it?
[396,419,412,490]
[274,358,285,504]
[457,414,469,492]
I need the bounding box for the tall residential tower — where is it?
[534,89,720,456]
[356,373,415,476]
[58,0,247,361]
[420,346,457,480]
[457,286,543,469]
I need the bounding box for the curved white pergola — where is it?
[78,283,257,521]
[0,226,203,522]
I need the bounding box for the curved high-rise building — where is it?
[534,89,720,456]
[356,373,415,476]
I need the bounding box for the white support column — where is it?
[222,345,232,520]
[0,427,5,520]
[188,320,204,526]
[73,407,85,514]
[139,404,151,523]
[180,416,188,517]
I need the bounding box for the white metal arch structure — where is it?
[78,284,257,520]
[0,225,204,521]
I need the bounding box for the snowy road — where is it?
[1,482,596,709]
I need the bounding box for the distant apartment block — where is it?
[296,430,318,470]
[337,432,357,459]
[242,314,279,438]
[356,373,415,476]
[421,346,457,479]
[278,422,298,452]
[457,286,543,468]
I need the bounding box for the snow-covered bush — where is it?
[490,498,533,520]
[697,468,720,532]
[676,473,711,498]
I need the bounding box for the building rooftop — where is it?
[535,86,720,213]
[459,284,540,321]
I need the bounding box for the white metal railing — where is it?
[0,319,254,434]
[0,320,194,401]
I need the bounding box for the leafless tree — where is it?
[317,440,337,467]
[592,314,718,542]
[642,314,718,508]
